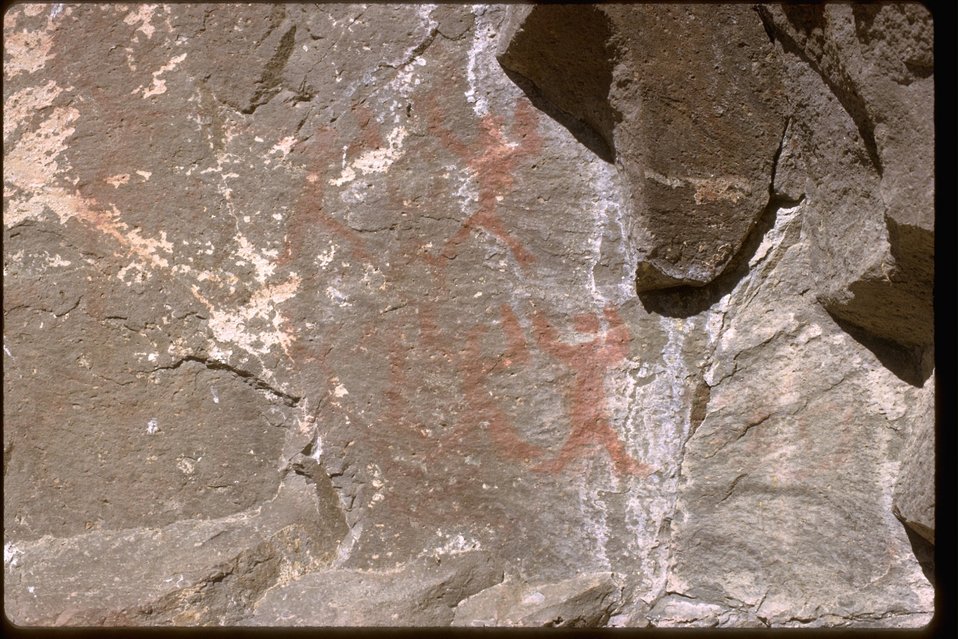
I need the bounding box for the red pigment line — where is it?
[280,124,373,266]
[425,93,542,272]
[531,304,651,477]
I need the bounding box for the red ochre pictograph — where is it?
[425,94,542,271]
[528,305,652,476]
[288,95,649,479]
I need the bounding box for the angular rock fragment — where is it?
[498,4,787,291]
[893,377,935,545]
[453,572,622,627]
[757,4,934,363]
[244,552,502,626]
[3,476,346,626]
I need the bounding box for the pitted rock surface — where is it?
[3,3,934,628]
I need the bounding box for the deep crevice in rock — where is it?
[156,356,301,406]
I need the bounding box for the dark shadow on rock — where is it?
[821,219,934,387]
[903,522,936,587]
[501,67,615,164]
[826,313,933,387]
[496,4,619,164]
[637,192,802,319]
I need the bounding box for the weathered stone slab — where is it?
[245,551,502,626]
[2,3,934,628]
[3,475,346,625]
[498,4,788,291]
[452,572,622,627]
[757,4,934,357]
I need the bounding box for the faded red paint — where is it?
[280,122,373,267]
[530,305,651,476]
[426,95,542,270]
[458,311,545,462]
[289,95,649,487]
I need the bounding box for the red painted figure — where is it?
[530,305,651,476]
[426,96,542,271]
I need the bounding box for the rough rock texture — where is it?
[498,4,787,291]
[893,378,935,545]
[452,572,622,627]
[246,551,502,626]
[3,3,934,628]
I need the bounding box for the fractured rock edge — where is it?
[3,474,347,626]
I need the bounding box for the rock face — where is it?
[3,3,934,628]
[498,4,788,291]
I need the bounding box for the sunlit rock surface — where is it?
[3,3,934,627]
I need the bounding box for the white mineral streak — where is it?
[136,52,187,98]
[637,316,696,601]
[4,542,23,567]
[464,6,497,117]
[585,158,635,308]
[643,169,751,205]
[575,476,613,571]
[420,532,482,561]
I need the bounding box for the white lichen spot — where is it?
[316,244,336,269]
[211,387,220,404]
[146,418,159,434]
[3,542,23,567]
[3,80,62,143]
[334,383,349,398]
[46,254,72,268]
[105,174,130,188]
[269,136,297,159]
[135,170,152,180]
[4,105,79,223]
[197,275,301,359]
[234,234,278,284]
[3,15,56,77]
[422,533,482,560]
[137,53,187,98]
[124,4,158,40]
[176,457,195,475]
[330,127,408,186]
[325,286,351,307]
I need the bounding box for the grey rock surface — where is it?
[893,377,935,545]
[246,551,502,626]
[452,572,622,627]
[3,3,934,628]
